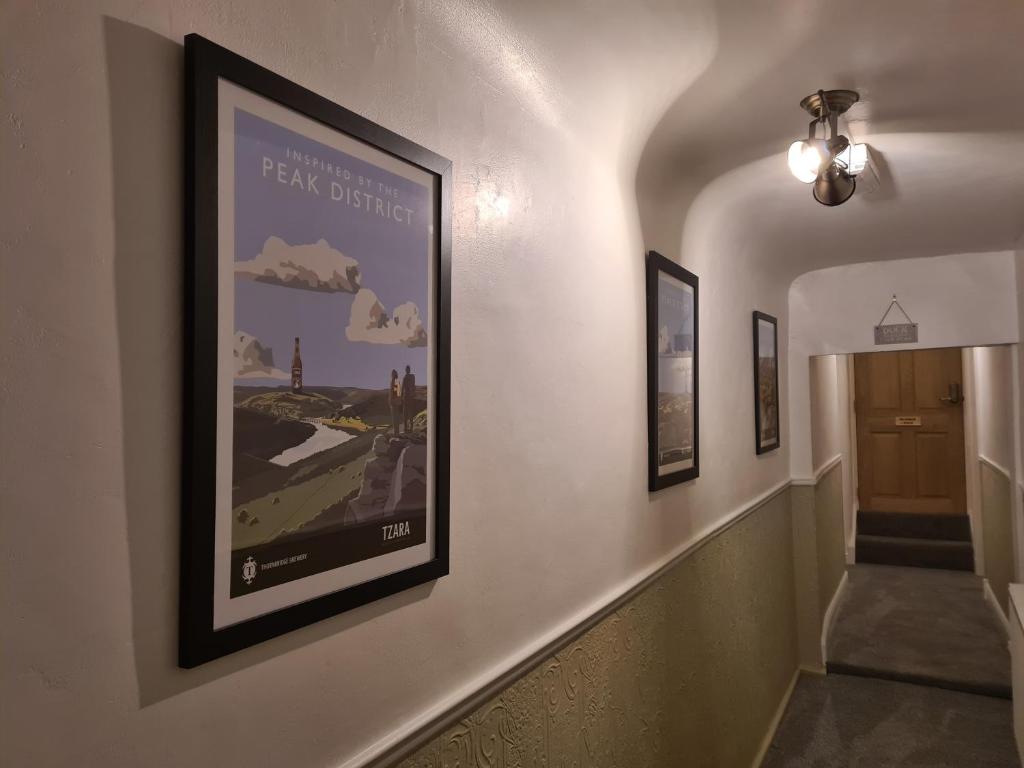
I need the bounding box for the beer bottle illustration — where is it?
[291,337,303,393]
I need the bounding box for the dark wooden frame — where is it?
[181,34,452,667]
[646,251,699,491]
[752,311,780,455]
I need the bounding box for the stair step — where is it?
[857,510,971,542]
[856,534,974,572]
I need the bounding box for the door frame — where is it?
[851,348,968,516]
[845,354,858,565]
[848,344,1024,581]
[962,347,985,575]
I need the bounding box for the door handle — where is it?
[940,382,962,405]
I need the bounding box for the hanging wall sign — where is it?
[874,295,918,345]
[181,34,451,666]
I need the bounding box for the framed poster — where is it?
[646,251,699,491]
[181,34,451,666]
[753,311,780,454]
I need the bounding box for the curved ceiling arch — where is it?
[636,0,1024,279]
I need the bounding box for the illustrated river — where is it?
[269,423,357,466]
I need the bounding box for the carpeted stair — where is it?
[826,564,1011,699]
[856,510,974,571]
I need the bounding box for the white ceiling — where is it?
[632,0,1024,277]
[443,0,1024,278]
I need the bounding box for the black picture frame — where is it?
[752,311,780,455]
[181,34,451,667]
[646,251,699,491]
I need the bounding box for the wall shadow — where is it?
[104,17,434,707]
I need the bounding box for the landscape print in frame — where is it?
[182,35,451,666]
[753,311,780,454]
[646,251,699,491]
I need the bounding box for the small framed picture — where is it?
[646,251,699,490]
[753,311,780,454]
[181,35,451,666]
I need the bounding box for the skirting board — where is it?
[752,668,800,768]
[984,578,1010,634]
[820,570,850,666]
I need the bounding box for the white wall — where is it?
[809,356,842,472]
[966,345,1018,581]
[789,251,1019,477]
[0,4,793,768]
[806,355,855,560]
[964,348,985,573]
[1013,238,1024,580]
[970,344,1018,612]
[975,346,1016,472]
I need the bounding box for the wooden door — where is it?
[854,349,966,515]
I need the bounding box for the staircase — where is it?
[856,510,974,571]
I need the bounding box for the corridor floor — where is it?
[827,564,1010,697]
[762,564,1018,766]
[761,673,1018,767]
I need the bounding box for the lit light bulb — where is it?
[787,140,824,184]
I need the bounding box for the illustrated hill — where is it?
[231,385,428,551]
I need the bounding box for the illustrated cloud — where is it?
[236,236,361,293]
[345,288,427,348]
[234,331,290,380]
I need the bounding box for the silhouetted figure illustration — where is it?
[402,365,416,432]
[389,369,401,436]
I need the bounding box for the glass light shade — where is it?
[834,143,868,175]
[787,140,824,183]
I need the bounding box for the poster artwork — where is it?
[756,318,779,449]
[656,273,695,475]
[219,84,435,624]
[182,35,450,665]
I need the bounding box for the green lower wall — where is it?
[981,461,1013,614]
[789,484,822,669]
[789,460,846,670]
[814,464,846,619]
[398,488,799,767]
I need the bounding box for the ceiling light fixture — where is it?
[787,89,862,206]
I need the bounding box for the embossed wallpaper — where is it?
[398,490,798,767]
[814,464,846,619]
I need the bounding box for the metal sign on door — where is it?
[895,416,922,426]
[874,295,919,345]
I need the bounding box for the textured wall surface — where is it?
[982,462,1014,613]
[788,461,845,671]
[789,485,822,670]
[398,490,798,768]
[813,463,846,619]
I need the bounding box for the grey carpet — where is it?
[827,564,1010,697]
[762,673,1020,767]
